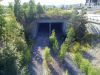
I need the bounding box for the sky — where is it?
[0,0,86,6]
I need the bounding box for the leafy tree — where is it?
[14,0,21,21]
[22,2,29,13]
[37,3,44,17]
[0,5,6,40]
[0,6,30,75]
[8,2,14,11]
[69,9,87,42]
[42,5,47,12]
[75,16,87,41]
[28,0,36,21]
[21,2,29,24]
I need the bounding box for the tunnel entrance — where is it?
[38,23,49,33]
[37,22,64,35]
[51,22,63,33]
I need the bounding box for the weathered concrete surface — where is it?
[30,19,68,39]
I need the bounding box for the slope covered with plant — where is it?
[0,5,30,75]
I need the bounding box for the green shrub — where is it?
[49,30,59,53]
[58,27,75,59]
[42,59,51,75]
[43,47,52,63]
[74,53,83,67]
[0,6,30,75]
[66,27,75,44]
[70,42,80,53]
[80,43,90,52]
[93,69,100,75]
[22,48,30,66]
[63,70,68,75]
[42,47,52,75]
[80,59,90,74]
[74,52,100,75]
[58,43,68,60]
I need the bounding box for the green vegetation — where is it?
[70,42,81,53]
[0,5,6,40]
[43,47,52,63]
[70,42,90,53]
[42,47,52,75]
[58,27,75,59]
[28,0,36,21]
[58,42,68,59]
[45,9,73,18]
[63,70,68,75]
[73,52,100,75]
[14,0,22,22]
[57,22,98,75]
[37,3,44,17]
[49,30,59,53]
[0,4,30,75]
[42,59,51,75]
[69,8,87,42]
[0,0,99,75]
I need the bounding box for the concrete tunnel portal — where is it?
[31,19,67,38]
[37,22,64,35]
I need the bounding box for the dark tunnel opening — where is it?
[38,23,50,33]
[51,22,63,33]
[37,22,65,46]
[37,22,64,35]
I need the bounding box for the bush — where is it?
[74,52,100,75]
[66,27,75,44]
[58,43,68,60]
[42,47,52,75]
[22,48,30,66]
[58,27,75,59]
[49,30,59,53]
[42,59,51,75]
[70,42,80,53]
[43,47,52,63]
[0,6,30,75]
[80,43,90,52]
[63,70,68,75]
[74,53,83,67]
